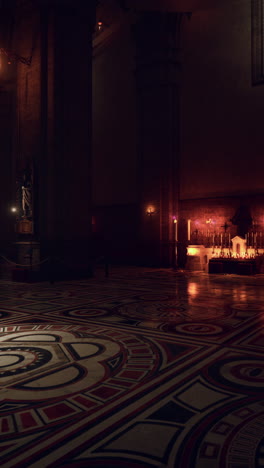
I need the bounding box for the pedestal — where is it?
[12,241,41,282]
[16,219,33,234]
[14,241,40,269]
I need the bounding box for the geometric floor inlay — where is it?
[0,266,264,467]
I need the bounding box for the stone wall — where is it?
[180,0,264,199]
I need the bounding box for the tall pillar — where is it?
[134,11,188,266]
[14,0,96,277]
[0,2,17,251]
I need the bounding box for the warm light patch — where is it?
[11,207,17,213]
[187,247,199,256]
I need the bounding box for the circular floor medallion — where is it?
[175,323,223,335]
[208,357,264,391]
[0,346,52,377]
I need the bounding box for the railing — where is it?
[189,231,264,249]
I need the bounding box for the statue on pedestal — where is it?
[16,161,34,235]
[21,163,33,219]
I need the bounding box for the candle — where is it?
[187,219,191,241]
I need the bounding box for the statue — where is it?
[230,205,252,237]
[21,163,33,218]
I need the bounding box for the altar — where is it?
[186,235,264,275]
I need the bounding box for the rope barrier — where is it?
[0,251,108,278]
[0,254,50,267]
[0,254,105,268]
[0,252,109,280]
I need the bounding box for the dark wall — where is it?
[92,24,138,207]
[92,203,139,264]
[92,21,140,263]
[180,0,264,199]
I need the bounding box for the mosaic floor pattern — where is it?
[0,266,264,467]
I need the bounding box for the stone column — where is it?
[0,2,17,251]
[15,0,96,278]
[134,11,188,266]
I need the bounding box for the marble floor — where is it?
[0,266,264,467]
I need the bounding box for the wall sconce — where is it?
[95,21,110,34]
[146,206,155,216]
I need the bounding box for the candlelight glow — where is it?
[211,249,256,259]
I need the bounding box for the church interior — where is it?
[0,0,264,466]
